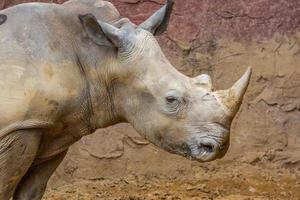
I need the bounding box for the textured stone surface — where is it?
[1,0,300,184]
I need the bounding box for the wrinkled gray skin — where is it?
[0,0,251,199]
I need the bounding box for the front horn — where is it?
[213,67,252,115]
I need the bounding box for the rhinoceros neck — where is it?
[74,47,126,130]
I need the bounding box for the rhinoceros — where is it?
[0,0,251,199]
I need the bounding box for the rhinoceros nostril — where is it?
[199,143,214,153]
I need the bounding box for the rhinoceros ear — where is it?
[138,0,174,35]
[79,14,124,47]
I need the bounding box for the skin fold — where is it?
[0,0,251,199]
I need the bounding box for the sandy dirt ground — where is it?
[43,162,300,200]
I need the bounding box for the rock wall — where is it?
[1,0,300,184]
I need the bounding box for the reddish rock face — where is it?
[110,0,300,42]
[1,0,300,182]
[2,0,299,42]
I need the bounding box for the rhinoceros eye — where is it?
[164,90,184,114]
[165,96,181,114]
[165,96,177,103]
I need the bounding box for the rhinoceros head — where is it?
[79,0,251,162]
